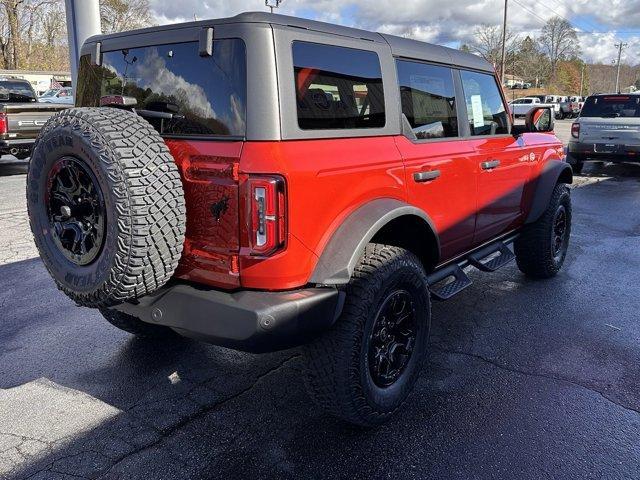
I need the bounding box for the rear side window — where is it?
[77,39,247,137]
[292,42,385,130]
[396,60,458,139]
[581,96,640,118]
[460,71,509,136]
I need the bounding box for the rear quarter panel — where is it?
[239,137,406,289]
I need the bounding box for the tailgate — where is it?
[166,139,243,289]
[579,118,640,144]
[2,103,67,141]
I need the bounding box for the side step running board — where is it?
[427,264,473,301]
[467,243,515,272]
[427,238,517,301]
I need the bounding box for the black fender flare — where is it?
[525,160,573,224]
[309,198,440,285]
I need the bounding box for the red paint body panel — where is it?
[469,135,533,244]
[166,139,243,289]
[394,136,477,259]
[239,137,405,290]
[166,131,563,292]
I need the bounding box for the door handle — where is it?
[413,170,441,183]
[481,160,501,170]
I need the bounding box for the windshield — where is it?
[0,81,37,102]
[40,89,57,97]
[77,39,247,137]
[581,96,640,118]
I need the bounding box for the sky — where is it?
[147,0,640,65]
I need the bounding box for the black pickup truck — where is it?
[0,78,67,159]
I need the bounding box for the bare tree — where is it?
[100,0,153,34]
[468,24,518,70]
[538,16,579,83]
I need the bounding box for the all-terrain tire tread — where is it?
[27,107,186,308]
[303,243,430,427]
[514,183,571,279]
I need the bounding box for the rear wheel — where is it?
[515,183,571,279]
[303,244,431,427]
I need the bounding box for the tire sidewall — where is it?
[28,119,121,294]
[550,187,572,269]
[358,258,431,413]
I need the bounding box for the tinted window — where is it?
[581,95,640,118]
[293,42,385,130]
[77,39,247,137]
[460,71,509,136]
[396,60,458,139]
[0,81,36,102]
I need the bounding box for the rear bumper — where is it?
[113,283,345,353]
[0,138,34,152]
[567,141,640,161]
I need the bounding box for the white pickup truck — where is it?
[509,96,560,118]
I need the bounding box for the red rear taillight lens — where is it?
[571,122,580,139]
[246,175,286,256]
[0,113,7,135]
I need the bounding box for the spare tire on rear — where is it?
[27,107,186,308]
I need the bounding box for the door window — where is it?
[460,71,509,136]
[396,60,458,139]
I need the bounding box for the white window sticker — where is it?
[471,94,485,128]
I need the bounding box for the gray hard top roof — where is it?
[86,11,494,73]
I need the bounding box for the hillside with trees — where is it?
[462,16,639,95]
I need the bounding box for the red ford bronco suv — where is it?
[27,13,572,426]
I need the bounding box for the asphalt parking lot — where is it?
[1,120,640,479]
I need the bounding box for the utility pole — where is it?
[265,0,282,13]
[614,42,627,93]
[65,0,101,87]
[500,0,508,86]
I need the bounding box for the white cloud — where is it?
[134,49,216,119]
[148,0,640,64]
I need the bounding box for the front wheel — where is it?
[303,244,431,427]
[515,183,572,279]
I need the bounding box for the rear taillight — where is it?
[245,175,286,256]
[0,113,7,135]
[571,122,580,139]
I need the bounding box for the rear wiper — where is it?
[134,109,175,120]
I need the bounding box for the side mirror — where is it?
[525,106,554,133]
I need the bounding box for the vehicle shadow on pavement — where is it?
[2,163,640,479]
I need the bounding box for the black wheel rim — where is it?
[368,290,418,388]
[552,205,568,261]
[46,157,106,266]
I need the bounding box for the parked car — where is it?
[544,95,576,119]
[567,93,640,174]
[26,12,573,427]
[39,87,74,105]
[509,97,557,118]
[0,78,67,159]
